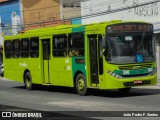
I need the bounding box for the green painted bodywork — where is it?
[72,57,86,79]
[71,26,86,84]
[114,67,156,76]
[3,20,157,90]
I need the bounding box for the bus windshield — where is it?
[104,34,156,64]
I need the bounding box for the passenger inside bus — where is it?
[68,49,79,57]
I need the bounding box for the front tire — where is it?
[24,72,35,90]
[75,74,87,96]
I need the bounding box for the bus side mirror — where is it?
[103,49,111,61]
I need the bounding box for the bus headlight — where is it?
[107,70,123,79]
[149,67,157,76]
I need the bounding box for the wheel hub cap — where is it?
[78,79,84,91]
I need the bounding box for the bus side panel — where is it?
[4,58,42,84]
[27,58,42,84]
[4,59,23,82]
[30,70,42,84]
[50,58,73,87]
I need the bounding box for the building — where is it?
[0,0,83,36]
[0,0,22,67]
[0,0,22,37]
[22,0,64,29]
[0,0,82,36]
[60,0,81,24]
[81,0,160,78]
[21,0,82,30]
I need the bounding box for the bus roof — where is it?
[4,20,151,39]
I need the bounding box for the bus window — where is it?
[21,38,29,58]
[12,39,20,58]
[68,32,84,57]
[4,40,12,59]
[30,37,39,58]
[53,34,67,57]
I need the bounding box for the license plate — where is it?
[134,80,142,84]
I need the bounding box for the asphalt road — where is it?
[0,77,160,120]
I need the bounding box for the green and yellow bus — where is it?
[3,20,157,95]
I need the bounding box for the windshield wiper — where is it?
[137,32,145,51]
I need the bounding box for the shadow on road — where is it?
[13,85,160,98]
[87,87,160,98]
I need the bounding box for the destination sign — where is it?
[106,23,153,33]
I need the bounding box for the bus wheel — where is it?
[24,72,35,90]
[118,88,131,93]
[75,74,87,96]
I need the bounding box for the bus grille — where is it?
[118,63,153,70]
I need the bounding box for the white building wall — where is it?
[81,0,160,30]
[60,0,81,19]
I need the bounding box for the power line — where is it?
[81,0,160,19]
[0,0,135,23]
[0,0,123,23]
[1,0,130,23]
[0,0,160,30]
[0,0,81,14]
[0,0,126,15]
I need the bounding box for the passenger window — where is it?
[4,40,12,58]
[12,39,20,58]
[68,32,84,57]
[30,37,39,58]
[53,34,67,57]
[21,38,29,58]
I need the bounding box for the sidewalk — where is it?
[157,79,160,85]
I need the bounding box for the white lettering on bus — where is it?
[123,70,130,75]
[66,66,71,70]
[19,62,27,67]
[65,59,70,64]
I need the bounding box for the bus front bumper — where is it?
[100,73,157,89]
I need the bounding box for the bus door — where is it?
[41,38,51,84]
[88,35,99,85]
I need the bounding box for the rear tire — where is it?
[75,74,87,96]
[24,72,35,90]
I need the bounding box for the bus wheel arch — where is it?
[74,71,87,96]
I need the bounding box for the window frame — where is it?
[30,37,39,58]
[21,38,29,58]
[52,34,67,57]
[12,39,20,58]
[68,32,85,57]
[4,40,12,59]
